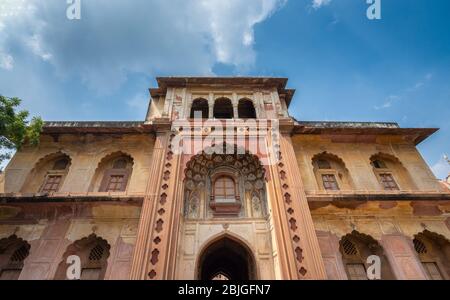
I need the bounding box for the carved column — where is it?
[208,93,214,119]
[129,129,170,279]
[232,92,239,118]
[266,127,327,279]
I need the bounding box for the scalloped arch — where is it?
[92,151,135,172]
[414,230,450,247]
[30,151,73,171]
[54,233,111,280]
[341,230,381,247]
[311,151,350,172]
[0,234,31,252]
[369,152,404,166]
[184,142,263,178]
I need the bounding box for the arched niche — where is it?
[0,235,31,280]
[369,152,416,191]
[238,99,257,119]
[190,98,209,119]
[89,152,134,192]
[311,152,354,191]
[54,234,111,280]
[183,143,267,219]
[196,234,257,280]
[339,231,395,280]
[21,152,72,193]
[213,98,234,119]
[413,230,450,280]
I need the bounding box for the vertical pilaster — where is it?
[129,132,169,279]
[270,133,327,279]
[232,92,239,118]
[208,93,214,119]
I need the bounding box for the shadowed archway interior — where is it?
[198,236,256,280]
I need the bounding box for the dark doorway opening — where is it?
[198,236,256,280]
[238,99,257,119]
[190,98,209,119]
[213,98,234,119]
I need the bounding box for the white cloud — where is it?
[0,0,285,93]
[200,0,286,66]
[431,156,450,180]
[374,94,399,110]
[0,53,14,70]
[374,73,433,110]
[312,0,332,9]
[27,35,52,62]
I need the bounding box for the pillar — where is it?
[266,130,327,279]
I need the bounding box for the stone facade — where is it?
[0,77,449,280]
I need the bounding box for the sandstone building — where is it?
[0,77,449,280]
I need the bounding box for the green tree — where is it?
[0,95,43,169]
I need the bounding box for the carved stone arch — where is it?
[238,98,257,119]
[311,151,354,191]
[195,232,258,280]
[369,152,405,167]
[213,97,234,119]
[369,152,416,190]
[190,98,209,119]
[89,151,134,192]
[413,230,450,279]
[339,230,395,280]
[21,151,72,193]
[311,151,349,170]
[54,234,111,280]
[183,143,267,219]
[0,235,31,280]
[92,150,135,171]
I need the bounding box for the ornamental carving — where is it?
[183,144,267,219]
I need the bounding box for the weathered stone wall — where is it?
[3,133,154,195]
[175,220,276,280]
[292,134,442,193]
[147,86,285,121]
[311,201,450,280]
[0,201,141,280]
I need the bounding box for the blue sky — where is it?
[0,0,449,178]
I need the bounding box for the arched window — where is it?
[214,176,236,202]
[413,231,450,280]
[190,98,209,119]
[210,172,241,216]
[0,235,31,280]
[369,154,408,191]
[213,98,234,119]
[99,155,133,192]
[54,234,110,280]
[312,153,353,191]
[38,154,71,194]
[339,231,395,280]
[238,99,256,119]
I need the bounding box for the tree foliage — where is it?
[0,95,43,167]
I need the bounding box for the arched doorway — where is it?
[197,236,257,280]
[413,230,450,280]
